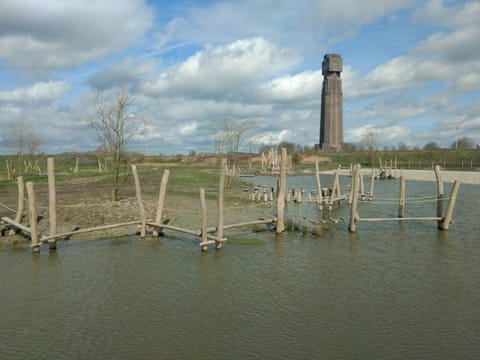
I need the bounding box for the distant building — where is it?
[317,54,343,151]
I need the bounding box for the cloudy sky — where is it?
[0,0,479,155]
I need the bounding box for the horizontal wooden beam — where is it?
[357,216,442,222]
[1,216,33,234]
[41,220,144,242]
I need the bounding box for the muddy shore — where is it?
[0,168,274,242]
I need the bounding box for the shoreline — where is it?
[319,168,480,185]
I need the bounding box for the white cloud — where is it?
[250,130,292,146]
[456,71,480,92]
[142,37,299,98]
[260,70,323,102]
[413,1,480,62]
[168,0,413,49]
[0,81,70,103]
[346,124,412,146]
[88,58,158,90]
[178,122,198,136]
[0,0,153,72]
[348,56,455,97]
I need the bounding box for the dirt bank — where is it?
[0,168,274,242]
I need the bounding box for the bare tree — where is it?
[210,119,256,166]
[9,117,42,176]
[90,86,145,201]
[451,136,473,149]
[362,126,378,151]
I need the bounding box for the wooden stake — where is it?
[359,171,365,200]
[131,165,146,238]
[153,169,170,237]
[434,165,444,229]
[217,159,227,249]
[331,170,339,200]
[369,169,375,201]
[200,188,208,251]
[441,180,460,231]
[398,175,405,218]
[6,160,11,180]
[276,148,287,233]
[315,159,323,205]
[26,182,40,253]
[11,176,25,233]
[47,158,57,249]
[349,164,360,232]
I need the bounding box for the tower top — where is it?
[322,54,343,75]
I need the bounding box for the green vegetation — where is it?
[1,148,479,195]
[304,148,480,171]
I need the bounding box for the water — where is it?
[1,176,479,359]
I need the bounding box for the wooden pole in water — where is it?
[26,181,40,253]
[315,159,323,207]
[398,175,405,218]
[153,169,170,237]
[369,169,375,201]
[12,176,25,231]
[331,170,339,200]
[276,148,287,234]
[200,188,208,251]
[434,165,444,229]
[359,171,365,200]
[441,180,460,231]
[216,159,227,249]
[349,164,360,232]
[47,158,57,249]
[131,165,146,238]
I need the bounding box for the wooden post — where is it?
[153,169,170,237]
[276,148,287,234]
[359,171,365,200]
[6,160,11,180]
[331,170,339,201]
[47,158,57,249]
[131,165,146,238]
[74,157,79,174]
[369,169,375,201]
[14,176,25,224]
[348,172,354,205]
[441,180,460,231]
[315,159,323,207]
[434,165,444,229]
[26,182,40,253]
[216,159,227,249]
[200,188,208,251]
[349,164,360,232]
[398,175,405,218]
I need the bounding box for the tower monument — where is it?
[318,54,343,151]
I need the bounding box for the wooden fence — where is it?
[1,154,462,253]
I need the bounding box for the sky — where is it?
[0,0,479,155]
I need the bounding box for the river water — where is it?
[1,175,479,359]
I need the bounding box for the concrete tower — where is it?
[319,54,343,151]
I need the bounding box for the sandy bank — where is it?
[320,168,480,185]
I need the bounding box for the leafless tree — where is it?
[9,117,42,176]
[90,86,145,201]
[210,119,256,167]
[362,126,378,151]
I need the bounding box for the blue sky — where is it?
[0,0,479,155]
